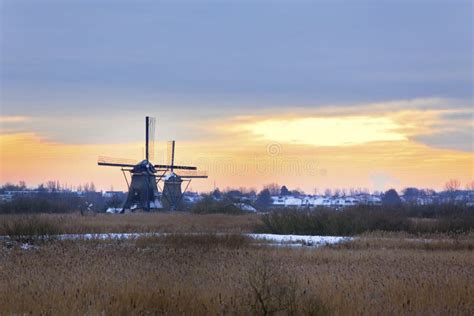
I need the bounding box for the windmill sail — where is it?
[98,156,137,167]
[146,116,156,161]
[174,170,208,179]
[156,140,196,170]
[154,164,197,171]
[167,140,175,171]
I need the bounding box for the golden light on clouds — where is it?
[177,137,473,192]
[1,101,472,193]
[243,116,406,146]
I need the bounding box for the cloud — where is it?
[1,97,471,152]
[415,131,473,152]
[242,116,406,147]
[0,97,471,192]
[0,116,29,123]
[213,97,473,152]
[0,116,31,134]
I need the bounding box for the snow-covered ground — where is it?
[2,232,352,248]
[247,234,352,247]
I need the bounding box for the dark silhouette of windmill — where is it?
[158,140,208,210]
[98,116,207,212]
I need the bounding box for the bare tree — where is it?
[423,188,436,196]
[263,183,280,195]
[445,179,461,192]
[445,179,461,203]
[46,180,57,192]
[19,181,26,190]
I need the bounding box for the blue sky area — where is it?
[1,0,472,148]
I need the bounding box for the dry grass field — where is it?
[0,212,261,235]
[0,213,473,315]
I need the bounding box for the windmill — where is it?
[158,140,208,210]
[98,116,207,212]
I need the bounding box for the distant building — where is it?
[271,196,304,208]
[0,192,13,202]
[270,193,383,209]
[5,190,41,196]
[102,191,126,198]
[182,192,203,204]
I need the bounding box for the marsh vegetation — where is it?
[0,213,472,314]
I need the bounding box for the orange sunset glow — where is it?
[1,102,472,193]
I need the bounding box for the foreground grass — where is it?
[1,213,473,314]
[0,212,261,235]
[1,234,473,315]
[257,208,474,236]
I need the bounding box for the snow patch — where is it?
[247,234,352,247]
[20,243,38,250]
[2,233,352,248]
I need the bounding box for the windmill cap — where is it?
[164,172,182,182]
[132,160,156,173]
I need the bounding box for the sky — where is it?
[0,0,473,193]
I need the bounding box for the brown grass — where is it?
[0,233,473,315]
[135,233,251,249]
[0,214,472,314]
[1,215,63,243]
[0,212,261,235]
[333,231,474,251]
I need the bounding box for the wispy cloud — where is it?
[210,97,473,152]
[241,116,406,147]
[1,98,471,152]
[0,116,29,123]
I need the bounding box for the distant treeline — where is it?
[255,205,474,236]
[0,192,122,214]
[191,196,244,215]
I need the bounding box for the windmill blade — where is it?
[98,156,137,167]
[154,164,197,171]
[146,116,156,161]
[167,140,175,170]
[175,170,208,179]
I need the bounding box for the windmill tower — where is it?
[97,116,207,212]
[158,140,208,210]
